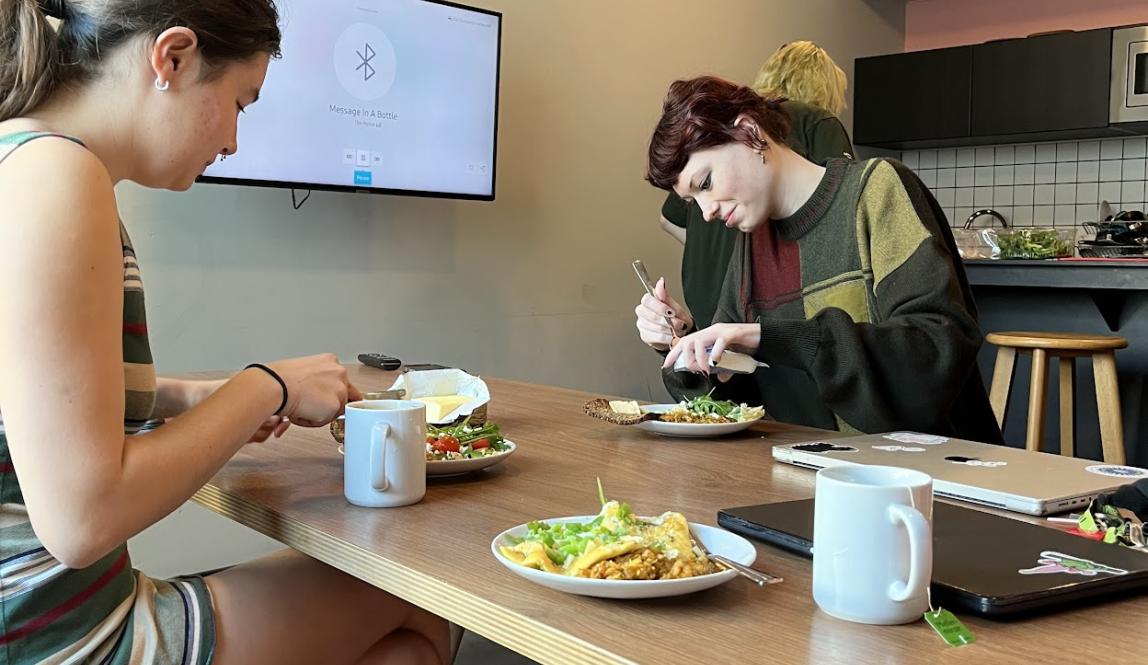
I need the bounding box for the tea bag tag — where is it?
[924,608,975,647]
[922,568,974,647]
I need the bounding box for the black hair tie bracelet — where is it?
[246,363,289,415]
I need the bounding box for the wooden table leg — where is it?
[1026,349,1048,453]
[1093,351,1126,465]
[1058,356,1075,457]
[989,347,1017,429]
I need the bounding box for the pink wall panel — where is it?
[906,0,1148,51]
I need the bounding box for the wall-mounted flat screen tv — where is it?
[199,0,501,201]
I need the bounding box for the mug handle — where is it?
[886,504,931,603]
[370,422,390,491]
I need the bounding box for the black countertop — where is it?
[963,259,1148,290]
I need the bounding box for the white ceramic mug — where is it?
[343,400,427,508]
[812,465,933,625]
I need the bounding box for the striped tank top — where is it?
[0,132,215,664]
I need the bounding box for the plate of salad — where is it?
[339,418,516,477]
[424,419,516,476]
[635,391,765,438]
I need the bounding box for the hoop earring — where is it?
[155,77,170,92]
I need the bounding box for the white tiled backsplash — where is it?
[900,137,1148,230]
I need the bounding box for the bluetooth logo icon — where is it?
[356,42,376,81]
[335,24,396,101]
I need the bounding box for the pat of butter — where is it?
[415,395,472,422]
[608,400,642,416]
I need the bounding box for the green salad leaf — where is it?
[684,390,736,417]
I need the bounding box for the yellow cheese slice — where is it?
[415,395,472,422]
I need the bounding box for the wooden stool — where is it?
[986,332,1127,464]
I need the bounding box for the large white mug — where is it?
[343,400,427,508]
[812,465,933,625]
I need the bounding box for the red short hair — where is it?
[646,76,789,190]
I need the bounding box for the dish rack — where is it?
[1076,242,1148,258]
[1078,218,1148,257]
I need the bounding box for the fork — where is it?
[632,260,681,343]
[691,529,783,587]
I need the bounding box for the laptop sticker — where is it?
[944,456,1007,468]
[792,442,859,454]
[872,445,926,452]
[1084,465,1148,479]
[883,432,949,445]
[1018,551,1128,577]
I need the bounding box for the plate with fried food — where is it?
[492,483,757,599]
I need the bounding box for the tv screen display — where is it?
[199,0,501,200]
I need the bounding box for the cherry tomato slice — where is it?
[437,435,460,453]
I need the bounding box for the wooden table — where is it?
[192,366,1148,664]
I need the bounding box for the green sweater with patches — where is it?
[666,158,1003,442]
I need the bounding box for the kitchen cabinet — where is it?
[853,46,971,146]
[854,28,1140,148]
[970,29,1111,138]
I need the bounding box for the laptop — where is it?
[718,499,1148,617]
[771,432,1148,516]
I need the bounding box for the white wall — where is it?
[128,0,905,577]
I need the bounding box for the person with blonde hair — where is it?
[653,41,853,408]
[753,40,849,117]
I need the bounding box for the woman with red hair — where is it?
[636,76,1001,441]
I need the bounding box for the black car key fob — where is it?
[357,353,402,371]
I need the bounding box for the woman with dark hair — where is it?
[656,55,854,333]
[653,43,854,408]
[0,1,449,663]
[636,76,1002,442]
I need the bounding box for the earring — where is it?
[154,77,170,92]
[759,151,767,165]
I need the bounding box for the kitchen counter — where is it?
[964,259,1148,290]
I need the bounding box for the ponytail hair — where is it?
[0,0,62,122]
[0,0,281,123]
